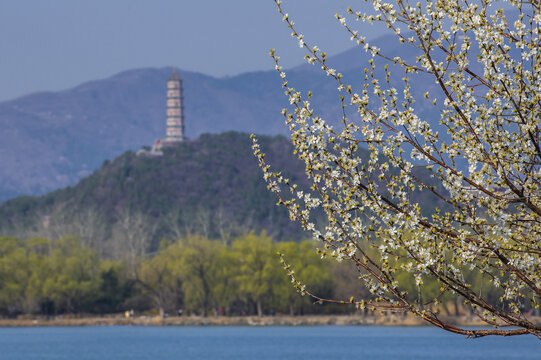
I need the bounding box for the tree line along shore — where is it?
[2,233,539,320]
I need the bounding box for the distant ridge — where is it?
[0,33,428,201]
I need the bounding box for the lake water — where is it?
[0,326,538,359]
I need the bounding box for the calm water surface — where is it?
[0,325,538,359]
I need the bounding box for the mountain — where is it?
[0,33,432,201]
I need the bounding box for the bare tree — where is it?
[163,208,187,241]
[110,209,156,276]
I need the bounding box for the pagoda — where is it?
[164,68,185,143]
[138,69,187,157]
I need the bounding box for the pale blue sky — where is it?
[0,0,382,101]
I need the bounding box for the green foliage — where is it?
[0,236,100,315]
[138,247,183,316]
[273,240,333,314]
[41,237,101,314]
[232,232,278,316]
[93,262,135,314]
[0,232,510,317]
[169,235,225,316]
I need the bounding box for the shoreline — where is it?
[3,314,538,327]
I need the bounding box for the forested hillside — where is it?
[0,131,448,256]
[0,132,314,251]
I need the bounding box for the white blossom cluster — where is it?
[253,0,541,338]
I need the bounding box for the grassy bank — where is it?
[3,314,534,327]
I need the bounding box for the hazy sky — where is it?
[0,0,383,101]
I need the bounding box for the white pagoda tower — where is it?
[164,68,185,143]
[138,68,186,156]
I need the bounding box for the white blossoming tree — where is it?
[252,0,541,338]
